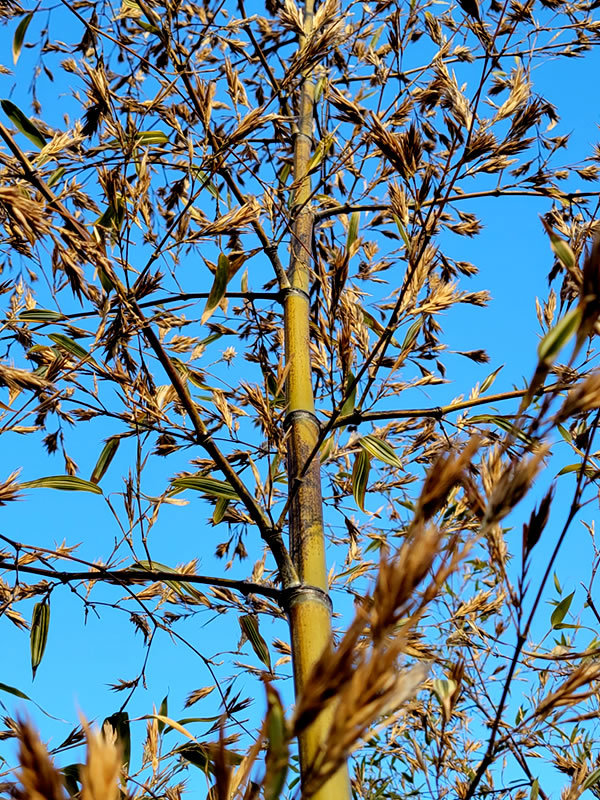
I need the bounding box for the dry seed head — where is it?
[534,661,600,719]
[16,717,65,800]
[555,371,600,422]
[80,719,121,800]
[485,444,549,525]
[417,437,480,521]
[370,525,441,641]
[0,469,21,505]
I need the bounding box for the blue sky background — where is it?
[0,0,600,796]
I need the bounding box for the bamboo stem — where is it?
[284,2,351,797]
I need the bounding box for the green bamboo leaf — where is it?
[340,371,357,418]
[61,764,82,796]
[467,414,533,445]
[49,333,98,366]
[361,309,401,348]
[352,448,371,511]
[201,253,230,325]
[171,475,239,500]
[551,590,574,628]
[90,437,120,484]
[134,559,203,603]
[393,214,410,249]
[136,129,169,145]
[542,219,576,271]
[239,614,272,672]
[359,434,402,468]
[1,99,47,149]
[47,166,65,188]
[432,678,456,704]
[212,496,229,524]
[554,573,562,594]
[13,13,33,64]
[530,778,539,800]
[103,711,130,770]
[30,601,50,679]
[19,309,66,322]
[480,365,503,394]
[557,462,598,478]
[21,475,103,494]
[157,695,168,734]
[0,681,31,700]
[401,317,422,350]
[582,767,600,791]
[347,211,360,250]
[537,307,581,365]
[264,683,289,800]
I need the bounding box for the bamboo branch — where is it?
[0,561,281,600]
[332,382,571,427]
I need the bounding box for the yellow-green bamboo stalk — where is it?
[284,3,351,798]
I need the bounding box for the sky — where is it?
[0,0,600,797]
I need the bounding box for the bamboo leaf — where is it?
[30,601,50,679]
[21,475,103,494]
[537,307,581,365]
[103,711,131,769]
[346,211,360,250]
[157,695,168,734]
[352,449,371,511]
[530,778,539,800]
[359,434,402,468]
[1,99,47,149]
[467,414,533,445]
[239,614,272,672]
[201,253,230,325]
[542,219,576,271]
[90,437,120,484]
[551,591,574,628]
[212,496,229,524]
[49,333,98,366]
[264,684,289,800]
[480,365,503,394]
[13,13,33,64]
[148,715,196,740]
[171,475,239,500]
[582,767,600,791]
[19,309,66,322]
[340,371,357,418]
[137,129,169,145]
[0,681,31,700]
[401,317,421,350]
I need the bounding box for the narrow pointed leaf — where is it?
[103,711,131,769]
[264,684,289,800]
[239,614,272,672]
[340,371,357,418]
[480,365,503,394]
[359,434,402,468]
[346,211,360,250]
[30,601,50,679]
[582,767,600,791]
[212,496,229,524]
[21,475,103,494]
[13,13,33,64]
[171,475,239,500]
[0,682,31,700]
[201,253,230,325]
[49,333,98,366]
[352,449,371,511]
[551,591,574,628]
[157,695,168,734]
[537,307,581,365]
[137,129,169,145]
[90,437,120,484]
[1,99,46,149]
[19,309,66,322]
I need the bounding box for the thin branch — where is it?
[0,561,282,600]
[333,382,570,427]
